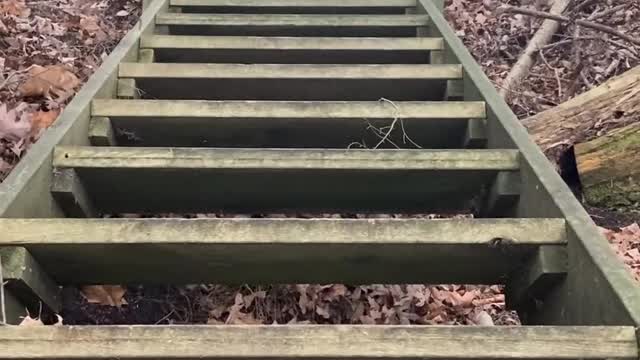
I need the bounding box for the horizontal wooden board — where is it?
[1,325,636,359]
[142,35,442,63]
[118,64,461,100]
[156,13,429,27]
[141,35,443,50]
[91,100,485,148]
[119,63,462,79]
[170,0,417,7]
[51,146,519,214]
[54,147,518,170]
[158,13,427,36]
[92,100,485,119]
[0,218,564,283]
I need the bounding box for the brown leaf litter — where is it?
[0,0,141,182]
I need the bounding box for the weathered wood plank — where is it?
[142,35,442,63]
[54,146,518,170]
[118,63,460,100]
[142,35,442,50]
[170,0,417,7]
[0,218,564,283]
[156,13,429,27]
[92,100,484,119]
[90,100,484,147]
[119,63,461,79]
[1,325,636,359]
[50,168,97,218]
[88,117,117,146]
[50,147,519,214]
[0,247,61,318]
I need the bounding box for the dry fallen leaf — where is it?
[0,103,32,141]
[29,108,60,137]
[18,65,80,99]
[81,285,128,307]
[0,0,30,17]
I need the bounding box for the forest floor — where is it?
[1,0,639,325]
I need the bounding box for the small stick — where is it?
[500,6,640,46]
[0,257,6,325]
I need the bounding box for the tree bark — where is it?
[522,65,640,163]
[575,122,640,210]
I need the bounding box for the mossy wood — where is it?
[0,0,638,357]
[575,122,640,210]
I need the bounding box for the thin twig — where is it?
[500,6,640,46]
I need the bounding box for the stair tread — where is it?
[1,218,562,284]
[156,13,430,26]
[2,326,636,359]
[170,0,417,7]
[92,100,485,119]
[53,147,518,170]
[1,218,565,244]
[118,63,462,79]
[141,35,444,50]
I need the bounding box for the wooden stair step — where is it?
[0,218,564,283]
[1,325,636,360]
[51,146,519,214]
[117,63,462,100]
[156,13,429,36]
[170,0,417,15]
[141,35,444,63]
[90,100,485,148]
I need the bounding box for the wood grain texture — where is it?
[119,63,462,79]
[141,35,443,50]
[156,13,429,27]
[0,325,636,359]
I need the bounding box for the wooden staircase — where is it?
[0,0,639,359]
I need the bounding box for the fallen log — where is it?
[575,122,640,210]
[522,65,640,164]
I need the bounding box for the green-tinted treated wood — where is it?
[480,171,520,217]
[50,168,97,218]
[156,13,429,27]
[51,146,519,213]
[170,0,417,7]
[1,325,636,359]
[0,218,564,283]
[91,100,484,148]
[418,0,640,326]
[92,100,485,119]
[508,246,568,321]
[463,119,487,149]
[138,48,155,63]
[118,63,461,101]
[119,63,462,79]
[142,35,443,50]
[88,117,117,146]
[0,1,167,219]
[0,248,61,315]
[117,78,139,99]
[142,35,441,63]
[54,146,518,170]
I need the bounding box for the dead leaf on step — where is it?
[29,108,60,137]
[19,65,80,99]
[81,285,128,307]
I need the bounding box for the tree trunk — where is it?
[575,122,640,210]
[522,66,640,164]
